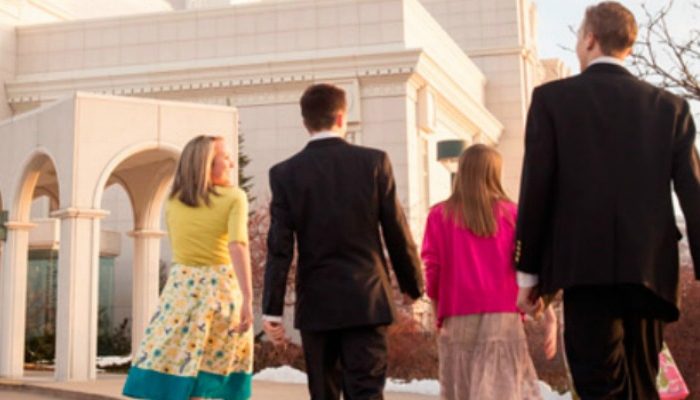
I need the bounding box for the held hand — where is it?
[517,286,544,318]
[402,293,417,306]
[543,307,558,360]
[263,320,287,347]
[236,301,253,333]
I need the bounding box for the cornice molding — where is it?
[26,0,73,21]
[0,0,21,20]
[7,49,422,105]
[466,45,537,60]
[8,47,503,144]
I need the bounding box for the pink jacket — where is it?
[421,201,519,327]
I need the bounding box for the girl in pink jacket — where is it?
[421,144,556,400]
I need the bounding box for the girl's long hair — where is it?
[443,144,512,237]
[170,135,222,207]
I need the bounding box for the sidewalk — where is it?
[0,372,438,400]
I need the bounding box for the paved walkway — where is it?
[0,390,57,400]
[0,372,438,400]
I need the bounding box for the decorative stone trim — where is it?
[7,49,423,106]
[49,208,110,219]
[465,46,533,58]
[126,229,167,238]
[359,81,408,98]
[4,221,38,231]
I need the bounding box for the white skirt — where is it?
[438,313,543,400]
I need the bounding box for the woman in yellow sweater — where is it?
[123,135,253,400]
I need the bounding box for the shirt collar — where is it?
[309,130,344,142]
[588,56,627,69]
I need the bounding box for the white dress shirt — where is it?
[517,55,628,289]
[309,130,344,141]
[587,55,627,68]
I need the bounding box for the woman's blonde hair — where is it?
[170,135,223,207]
[443,144,512,237]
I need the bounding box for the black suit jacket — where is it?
[263,137,424,331]
[516,63,700,321]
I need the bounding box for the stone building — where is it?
[0,0,568,381]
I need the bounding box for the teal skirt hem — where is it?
[123,367,252,400]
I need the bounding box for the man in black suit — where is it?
[262,83,424,400]
[515,2,700,399]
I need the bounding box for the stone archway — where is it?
[0,92,238,382]
[0,151,61,379]
[94,145,179,356]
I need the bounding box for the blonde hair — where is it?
[443,144,512,237]
[170,135,223,207]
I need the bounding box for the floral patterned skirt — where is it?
[123,264,253,400]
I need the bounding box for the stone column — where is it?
[53,208,108,381]
[0,221,35,378]
[127,229,166,355]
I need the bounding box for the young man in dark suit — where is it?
[262,83,424,400]
[515,2,700,399]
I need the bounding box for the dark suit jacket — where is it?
[263,137,424,331]
[516,63,700,321]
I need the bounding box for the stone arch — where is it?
[93,142,179,212]
[93,142,180,354]
[0,148,62,379]
[11,149,62,222]
[32,187,60,213]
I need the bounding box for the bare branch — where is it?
[631,0,700,101]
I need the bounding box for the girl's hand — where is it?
[263,320,287,347]
[543,306,558,360]
[517,286,544,318]
[237,301,253,333]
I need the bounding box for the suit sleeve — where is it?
[377,152,425,299]
[672,101,700,280]
[515,87,558,275]
[262,166,295,317]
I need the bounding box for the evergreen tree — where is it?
[237,131,255,205]
[227,98,256,206]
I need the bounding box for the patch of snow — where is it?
[253,366,572,399]
[385,379,440,395]
[539,381,573,400]
[253,366,308,384]
[96,355,131,368]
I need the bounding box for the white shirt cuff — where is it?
[517,272,539,288]
[263,314,283,323]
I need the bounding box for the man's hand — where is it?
[263,320,287,347]
[517,286,544,318]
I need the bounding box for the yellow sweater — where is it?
[166,186,248,266]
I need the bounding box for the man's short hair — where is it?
[300,84,347,132]
[584,1,638,55]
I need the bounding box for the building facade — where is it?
[0,0,569,381]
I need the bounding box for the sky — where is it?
[535,0,697,73]
[535,0,699,115]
